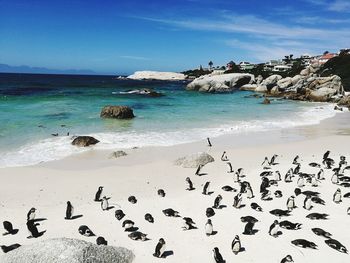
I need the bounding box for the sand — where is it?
[1,112,350,263]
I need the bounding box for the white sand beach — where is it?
[1,112,350,263]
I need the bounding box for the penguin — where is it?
[303,196,312,210]
[202,181,210,195]
[279,220,302,230]
[65,201,74,219]
[311,175,318,187]
[26,220,42,238]
[331,173,339,184]
[213,195,223,209]
[231,235,241,255]
[1,244,21,253]
[128,196,137,204]
[280,255,294,263]
[311,196,325,205]
[312,228,332,238]
[348,207,350,215]
[291,239,317,249]
[195,164,203,175]
[275,171,281,181]
[270,154,278,165]
[78,225,95,236]
[205,219,213,236]
[269,209,291,217]
[233,193,242,209]
[240,181,248,193]
[286,196,295,211]
[240,216,258,224]
[261,190,272,201]
[163,208,180,217]
[115,209,125,220]
[157,189,166,197]
[27,208,36,221]
[243,221,255,235]
[227,162,234,173]
[207,137,212,147]
[213,247,225,263]
[128,231,148,241]
[269,220,280,237]
[293,155,300,165]
[206,207,215,218]
[101,196,109,211]
[145,213,154,223]
[333,188,342,203]
[297,176,305,187]
[96,236,108,245]
[323,150,330,161]
[182,217,196,230]
[122,220,135,231]
[2,221,17,235]
[221,185,236,192]
[306,213,329,220]
[274,190,283,198]
[325,238,348,254]
[317,169,324,180]
[246,185,254,199]
[233,170,240,183]
[260,177,269,193]
[309,162,321,168]
[293,164,300,175]
[153,238,166,258]
[250,202,263,212]
[284,169,293,183]
[221,151,229,161]
[262,157,270,168]
[94,186,103,202]
[186,177,195,191]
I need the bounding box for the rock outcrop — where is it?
[100,106,135,119]
[174,152,214,168]
[127,71,186,81]
[72,136,99,147]
[109,150,127,159]
[186,73,255,92]
[0,238,134,263]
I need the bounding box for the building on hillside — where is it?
[263,60,281,71]
[273,64,292,72]
[317,53,337,64]
[226,61,235,70]
[238,61,255,70]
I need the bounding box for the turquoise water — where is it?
[0,73,335,167]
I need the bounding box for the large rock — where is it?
[240,84,257,91]
[308,87,337,102]
[174,152,214,168]
[338,95,350,107]
[277,77,293,90]
[254,85,268,93]
[127,71,186,81]
[0,238,134,263]
[186,73,254,92]
[291,75,304,85]
[261,75,283,88]
[100,106,135,119]
[72,136,99,147]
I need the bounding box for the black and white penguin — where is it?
[128,196,137,204]
[303,195,312,210]
[333,188,342,203]
[65,201,74,219]
[279,220,302,230]
[286,196,296,211]
[78,225,95,236]
[202,181,210,195]
[221,185,236,192]
[331,172,339,184]
[325,238,348,254]
[291,239,317,249]
[128,231,148,241]
[270,154,278,165]
[153,238,166,258]
[347,207,350,215]
[297,176,305,187]
[206,207,215,218]
[227,162,234,173]
[186,177,195,191]
[293,155,300,165]
[26,220,43,238]
[317,169,324,180]
[306,213,329,220]
[122,220,135,231]
[243,221,255,235]
[213,247,225,263]
[309,162,321,168]
[312,228,332,238]
[293,164,300,175]
[145,213,154,223]
[101,196,109,211]
[260,177,269,193]
[94,186,103,202]
[96,236,108,245]
[27,208,36,221]
[262,157,271,168]
[205,219,213,236]
[275,171,282,181]
[213,195,223,209]
[195,164,203,175]
[246,185,254,199]
[261,190,272,201]
[311,175,318,187]
[115,209,125,220]
[182,217,196,230]
[280,255,294,263]
[163,208,180,217]
[1,244,21,253]
[231,235,242,255]
[233,193,243,209]
[2,221,17,235]
[207,137,212,147]
[233,170,240,183]
[269,220,280,237]
[285,169,293,183]
[221,151,228,161]
[269,209,291,217]
[157,189,166,197]
[250,202,263,212]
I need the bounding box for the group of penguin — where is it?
[2,139,350,262]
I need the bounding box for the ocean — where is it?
[0,73,336,167]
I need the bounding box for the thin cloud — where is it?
[119,55,150,61]
[329,0,350,12]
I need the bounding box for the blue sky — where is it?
[1,0,350,75]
